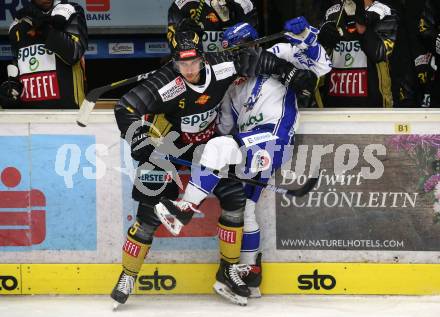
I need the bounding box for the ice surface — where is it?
[1,295,440,317]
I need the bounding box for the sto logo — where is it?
[0,167,46,246]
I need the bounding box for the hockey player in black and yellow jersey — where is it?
[419,0,440,107]
[318,0,398,107]
[110,28,318,307]
[168,0,258,53]
[2,0,88,109]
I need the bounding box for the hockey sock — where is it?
[240,199,260,265]
[183,166,221,205]
[217,216,244,264]
[122,221,153,276]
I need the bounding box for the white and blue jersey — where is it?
[216,42,331,202]
[217,43,331,143]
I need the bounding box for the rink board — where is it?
[1,263,440,295]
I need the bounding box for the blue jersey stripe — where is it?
[274,87,297,143]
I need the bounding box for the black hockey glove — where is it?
[415,54,434,87]
[50,3,76,30]
[234,47,260,77]
[318,21,342,49]
[0,79,22,102]
[253,50,282,76]
[130,125,154,162]
[278,62,318,97]
[353,0,366,25]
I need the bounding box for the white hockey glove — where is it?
[51,3,75,29]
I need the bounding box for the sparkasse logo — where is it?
[86,0,110,12]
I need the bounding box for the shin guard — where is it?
[217,217,243,264]
[122,221,153,276]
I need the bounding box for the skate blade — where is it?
[248,287,261,298]
[154,203,183,236]
[213,281,248,306]
[112,301,120,311]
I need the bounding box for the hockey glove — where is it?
[253,49,282,76]
[415,53,434,86]
[318,21,342,49]
[284,17,319,51]
[211,0,230,22]
[0,80,22,102]
[234,47,261,77]
[278,62,318,97]
[353,0,366,25]
[51,3,76,30]
[131,125,154,162]
[414,53,434,108]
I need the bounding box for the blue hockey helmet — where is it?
[222,22,258,48]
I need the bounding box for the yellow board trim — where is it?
[2,263,440,295]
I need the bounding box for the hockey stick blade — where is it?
[226,29,311,51]
[76,71,155,127]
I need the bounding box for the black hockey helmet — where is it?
[31,0,55,11]
[170,30,204,61]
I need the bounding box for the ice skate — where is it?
[111,272,136,309]
[238,253,262,298]
[154,198,201,236]
[213,259,250,306]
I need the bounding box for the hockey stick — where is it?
[225,29,310,51]
[76,70,156,127]
[167,155,319,197]
[76,30,304,127]
[336,0,348,36]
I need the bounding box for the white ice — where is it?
[1,295,440,317]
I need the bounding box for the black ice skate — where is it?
[111,271,136,309]
[213,259,251,306]
[154,198,201,236]
[238,252,262,298]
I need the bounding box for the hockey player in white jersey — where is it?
[154,18,331,305]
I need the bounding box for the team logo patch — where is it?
[123,239,141,257]
[328,69,368,97]
[242,132,278,147]
[206,12,219,23]
[195,94,210,105]
[212,62,235,81]
[139,170,172,183]
[332,41,368,69]
[20,71,60,101]
[217,226,237,244]
[181,106,218,133]
[179,49,197,59]
[158,77,186,102]
[250,149,272,173]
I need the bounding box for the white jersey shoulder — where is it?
[367,1,392,20]
[268,43,332,77]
